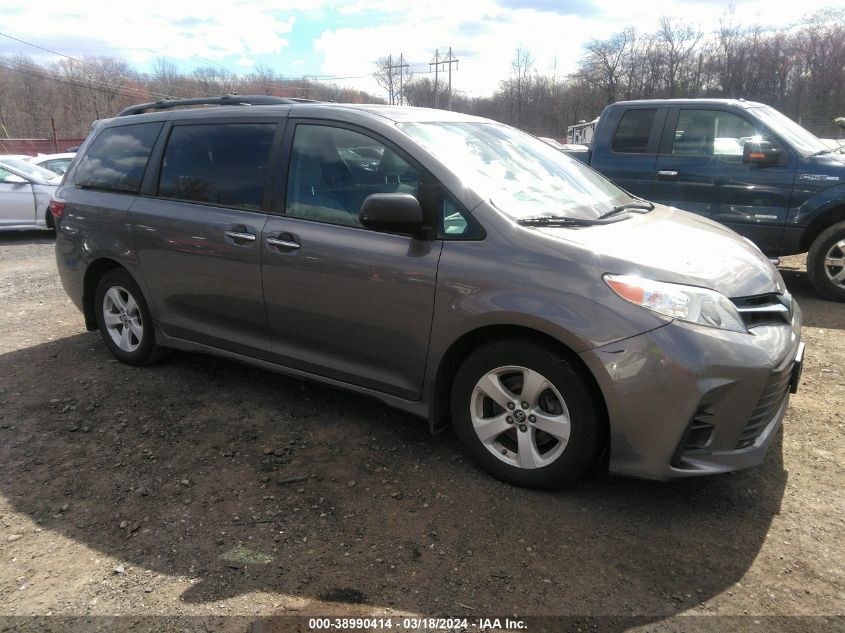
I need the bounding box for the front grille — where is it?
[731,293,792,328]
[735,365,793,449]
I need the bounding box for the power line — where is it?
[0,61,156,103]
[0,31,177,100]
[4,56,173,102]
[0,31,90,68]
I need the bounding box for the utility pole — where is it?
[429,47,459,110]
[384,53,409,104]
[430,49,440,108]
[387,54,394,104]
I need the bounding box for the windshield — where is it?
[751,105,829,155]
[399,121,633,220]
[0,158,60,183]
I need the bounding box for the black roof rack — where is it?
[117,94,318,117]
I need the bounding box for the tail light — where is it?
[48,200,65,218]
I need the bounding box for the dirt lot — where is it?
[0,232,843,632]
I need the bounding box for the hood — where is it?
[802,151,845,174]
[537,205,784,298]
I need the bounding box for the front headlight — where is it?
[604,274,746,333]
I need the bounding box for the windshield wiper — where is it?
[598,201,654,219]
[517,215,605,227]
[517,201,655,227]
[810,148,834,157]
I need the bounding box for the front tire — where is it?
[451,340,602,489]
[807,221,845,302]
[94,269,167,365]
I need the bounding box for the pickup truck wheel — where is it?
[807,221,845,302]
[451,340,601,489]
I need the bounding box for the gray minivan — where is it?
[52,96,804,488]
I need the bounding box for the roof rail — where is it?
[117,94,314,117]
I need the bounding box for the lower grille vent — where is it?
[735,365,792,449]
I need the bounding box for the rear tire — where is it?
[807,221,845,302]
[94,269,168,365]
[450,339,602,489]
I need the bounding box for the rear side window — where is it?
[75,123,162,193]
[45,159,71,174]
[612,109,656,153]
[158,123,276,210]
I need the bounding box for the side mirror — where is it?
[743,140,781,165]
[3,174,28,184]
[359,193,425,237]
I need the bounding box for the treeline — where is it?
[404,7,845,138]
[2,7,844,140]
[0,57,378,138]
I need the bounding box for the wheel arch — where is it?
[799,204,845,253]
[429,325,609,445]
[82,258,138,331]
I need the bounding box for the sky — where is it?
[0,0,838,99]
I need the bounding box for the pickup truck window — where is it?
[671,109,776,161]
[400,121,633,221]
[612,109,656,153]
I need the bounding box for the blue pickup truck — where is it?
[566,99,845,301]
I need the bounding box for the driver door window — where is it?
[672,110,779,162]
[284,124,420,227]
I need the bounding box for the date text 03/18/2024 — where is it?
[307,617,527,630]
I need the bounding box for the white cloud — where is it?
[1,0,838,98]
[2,0,297,70]
[314,0,838,98]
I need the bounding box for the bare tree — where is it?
[247,64,278,95]
[577,29,634,104]
[656,17,703,97]
[373,57,397,105]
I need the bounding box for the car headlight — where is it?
[604,274,746,333]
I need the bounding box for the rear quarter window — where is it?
[612,109,656,153]
[74,123,163,193]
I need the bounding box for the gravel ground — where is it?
[0,232,843,633]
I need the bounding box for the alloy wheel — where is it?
[823,239,845,288]
[470,365,571,469]
[102,286,143,353]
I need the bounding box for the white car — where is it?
[0,158,62,231]
[28,152,76,175]
[0,153,33,162]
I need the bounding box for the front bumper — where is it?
[579,305,803,480]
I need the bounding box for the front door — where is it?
[261,122,441,399]
[0,166,35,226]
[652,108,796,254]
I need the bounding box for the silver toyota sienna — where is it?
[52,97,804,489]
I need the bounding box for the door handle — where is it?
[225,230,256,242]
[656,170,679,179]
[266,236,300,250]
